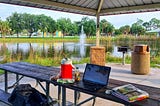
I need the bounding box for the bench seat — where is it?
[0,89,12,106]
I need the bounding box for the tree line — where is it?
[0,12,160,38]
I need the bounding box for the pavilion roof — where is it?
[0,0,160,16]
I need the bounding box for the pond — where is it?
[0,40,160,63]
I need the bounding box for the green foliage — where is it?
[81,17,96,37]
[73,57,90,64]
[25,57,61,66]
[22,13,39,37]
[114,29,122,35]
[57,18,74,36]
[119,25,130,35]
[130,23,145,36]
[100,19,115,36]
[7,12,23,37]
[0,20,10,38]
[0,70,4,75]
[100,19,108,33]
[4,12,160,38]
[149,18,160,29]
[150,56,160,68]
[106,53,122,63]
[0,37,80,43]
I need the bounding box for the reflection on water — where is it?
[0,42,94,62]
[0,41,160,63]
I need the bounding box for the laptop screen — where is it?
[83,64,111,85]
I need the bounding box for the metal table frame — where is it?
[1,62,59,104]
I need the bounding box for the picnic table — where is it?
[0,62,160,106]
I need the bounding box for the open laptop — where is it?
[73,63,111,92]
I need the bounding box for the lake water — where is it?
[0,41,159,62]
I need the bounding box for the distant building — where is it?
[55,31,63,37]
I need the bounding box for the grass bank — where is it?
[0,36,97,43]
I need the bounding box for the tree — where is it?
[7,12,23,37]
[37,14,50,37]
[119,25,130,35]
[105,22,114,36]
[0,20,10,38]
[149,18,160,30]
[57,18,72,37]
[142,22,150,31]
[130,19,146,36]
[136,19,143,26]
[81,17,96,37]
[22,13,39,38]
[69,22,78,36]
[47,17,56,36]
[99,19,115,36]
[114,29,122,35]
[100,19,108,34]
[130,23,145,36]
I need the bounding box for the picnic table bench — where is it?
[0,89,11,105]
[0,62,160,106]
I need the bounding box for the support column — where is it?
[90,14,106,66]
[96,14,100,47]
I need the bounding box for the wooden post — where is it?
[96,14,100,47]
[90,13,106,66]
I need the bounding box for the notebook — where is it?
[73,63,111,92]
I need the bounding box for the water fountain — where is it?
[79,25,86,57]
[79,25,86,45]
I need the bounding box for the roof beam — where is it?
[21,0,96,14]
[97,0,104,15]
[100,3,160,15]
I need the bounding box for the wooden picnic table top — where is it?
[0,62,160,106]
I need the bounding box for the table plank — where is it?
[0,62,59,82]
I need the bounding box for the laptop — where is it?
[73,63,111,92]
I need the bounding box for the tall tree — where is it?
[81,17,96,37]
[7,12,23,37]
[149,18,160,30]
[69,22,78,36]
[22,13,39,38]
[142,22,150,31]
[99,19,114,36]
[105,23,115,36]
[130,23,145,36]
[114,29,122,35]
[57,18,72,36]
[47,16,56,36]
[100,19,108,34]
[119,25,130,35]
[0,20,10,38]
[37,14,50,37]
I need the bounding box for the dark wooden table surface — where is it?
[0,62,160,106]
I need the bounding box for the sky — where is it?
[0,3,160,29]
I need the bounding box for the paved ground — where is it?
[0,63,160,106]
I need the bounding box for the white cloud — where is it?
[102,11,160,28]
